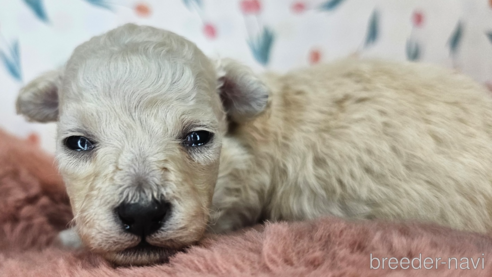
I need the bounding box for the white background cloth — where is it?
[1,0,491,153]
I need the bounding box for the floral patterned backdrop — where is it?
[1,0,492,153]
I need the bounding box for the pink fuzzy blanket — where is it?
[2,129,492,276]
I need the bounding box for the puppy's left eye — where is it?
[184,131,213,147]
[64,136,95,152]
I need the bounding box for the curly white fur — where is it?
[16,23,492,265]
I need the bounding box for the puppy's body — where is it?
[213,60,492,233]
[16,24,492,265]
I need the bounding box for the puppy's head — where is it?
[16,24,268,265]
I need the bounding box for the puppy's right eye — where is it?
[64,136,95,152]
[183,131,213,147]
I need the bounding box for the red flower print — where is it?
[203,23,217,39]
[291,2,306,13]
[240,0,261,14]
[485,81,492,93]
[27,133,40,146]
[309,49,322,64]
[135,3,151,17]
[412,10,424,28]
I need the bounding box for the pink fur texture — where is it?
[0,130,72,251]
[2,129,492,276]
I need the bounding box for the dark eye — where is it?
[64,136,95,152]
[184,131,213,147]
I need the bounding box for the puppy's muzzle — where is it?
[116,199,171,237]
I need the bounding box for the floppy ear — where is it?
[216,59,269,123]
[16,70,63,123]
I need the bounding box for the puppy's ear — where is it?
[16,70,62,123]
[216,59,269,123]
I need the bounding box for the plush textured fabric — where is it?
[2,129,492,276]
[0,130,72,251]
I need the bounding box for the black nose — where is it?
[116,200,170,237]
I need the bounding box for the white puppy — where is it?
[16,24,492,265]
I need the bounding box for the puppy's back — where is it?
[245,59,492,232]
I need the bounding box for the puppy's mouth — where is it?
[111,239,180,266]
[121,240,169,256]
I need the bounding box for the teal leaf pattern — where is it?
[364,10,379,48]
[248,27,275,66]
[84,0,113,10]
[1,40,22,81]
[406,39,421,61]
[486,32,492,44]
[319,0,346,11]
[183,0,202,10]
[448,21,463,56]
[23,0,48,23]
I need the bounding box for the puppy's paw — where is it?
[57,227,83,249]
[207,220,234,234]
[207,210,247,234]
